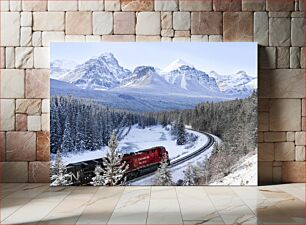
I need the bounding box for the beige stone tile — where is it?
[208,35,223,42]
[34,47,50,69]
[93,12,113,35]
[16,99,41,115]
[155,0,178,11]
[42,99,50,113]
[27,115,41,131]
[191,35,208,42]
[282,162,305,183]
[42,113,50,131]
[21,12,32,26]
[15,47,33,68]
[0,69,24,98]
[42,31,65,46]
[213,0,241,11]
[136,36,161,42]
[136,12,160,35]
[37,131,50,161]
[114,12,135,35]
[276,47,290,68]
[26,69,50,98]
[191,12,222,35]
[269,99,301,131]
[20,27,32,47]
[295,132,305,145]
[1,12,20,46]
[179,0,212,11]
[291,18,304,47]
[269,18,291,46]
[33,12,65,31]
[173,12,190,31]
[242,0,265,11]
[254,12,268,46]
[173,37,190,42]
[22,0,47,11]
[161,12,172,29]
[264,132,286,142]
[0,99,15,131]
[6,131,36,161]
[48,0,78,11]
[266,0,294,11]
[274,142,295,161]
[29,161,50,182]
[32,31,42,47]
[78,0,104,11]
[66,12,92,35]
[259,47,276,69]
[258,112,269,131]
[290,47,301,69]
[0,162,28,182]
[108,187,150,224]
[259,69,304,98]
[258,143,274,161]
[287,132,295,142]
[223,12,253,42]
[105,0,120,11]
[0,0,9,11]
[161,29,174,37]
[121,0,153,11]
[295,146,305,161]
[16,114,27,131]
[161,37,172,42]
[85,35,101,42]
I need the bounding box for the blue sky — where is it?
[51,42,257,76]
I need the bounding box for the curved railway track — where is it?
[128,131,215,184]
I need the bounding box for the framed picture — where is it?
[50,42,257,186]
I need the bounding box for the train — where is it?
[66,146,169,185]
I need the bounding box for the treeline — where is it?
[50,96,157,155]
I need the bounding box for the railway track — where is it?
[128,132,215,184]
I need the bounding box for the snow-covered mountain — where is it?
[209,70,257,97]
[162,59,194,73]
[51,53,256,100]
[60,53,131,90]
[162,64,221,96]
[50,59,78,79]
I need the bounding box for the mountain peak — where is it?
[162,59,194,73]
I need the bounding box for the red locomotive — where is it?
[123,146,169,180]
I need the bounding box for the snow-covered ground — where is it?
[211,152,258,185]
[57,125,209,166]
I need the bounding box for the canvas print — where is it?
[50,42,257,186]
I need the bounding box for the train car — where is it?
[124,146,169,180]
[66,146,169,185]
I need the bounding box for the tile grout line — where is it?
[145,186,152,225]
[105,186,126,225]
[174,187,185,225]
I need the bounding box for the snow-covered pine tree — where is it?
[90,165,104,186]
[183,164,196,186]
[100,131,129,186]
[176,115,186,145]
[61,116,74,154]
[155,157,173,186]
[50,149,73,186]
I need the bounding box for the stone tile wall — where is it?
[0,0,305,184]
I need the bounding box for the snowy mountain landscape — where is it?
[51,53,256,111]
[50,43,257,187]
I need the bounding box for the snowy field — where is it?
[57,125,209,166]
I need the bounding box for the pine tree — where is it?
[176,115,186,145]
[61,116,74,154]
[183,164,195,186]
[50,149,73,186]
[155,157,173,186]
[90,165,104,186]
[100,131,129,186]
